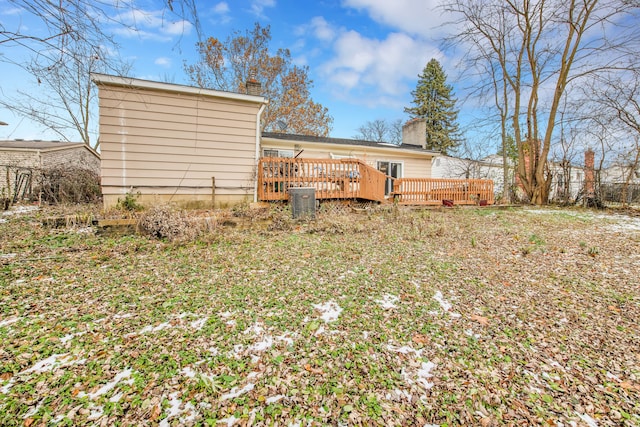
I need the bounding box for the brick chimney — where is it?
[246,79,261,96]
[402,118,426,149]
[585,148,595,198]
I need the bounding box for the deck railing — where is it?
[258,157,386,202]
[393,178,494,205]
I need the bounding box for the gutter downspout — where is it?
[253,102,267,203]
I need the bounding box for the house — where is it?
[0,139,100,202]
[93,74,451,209]
[93,74,496,208]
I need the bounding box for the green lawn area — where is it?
[1,204,639,426]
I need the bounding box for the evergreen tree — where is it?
[405,59,461,154]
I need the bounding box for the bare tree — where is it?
[442,0,640,204]
[353,118,403,144]
[594,70,640,206]
[0,43,130,149]
[1,1,199,148]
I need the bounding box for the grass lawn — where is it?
[1,204,639,426]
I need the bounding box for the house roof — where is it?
[0,140,85,150]
[91,73,269,105]
[0,140,100,160]
[262,132,439,155]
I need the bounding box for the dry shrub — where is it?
[38,165,101,204]
[138,204,202,242]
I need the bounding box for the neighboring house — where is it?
[431,152,588,202]
[92,73,268,209]
[0,140,100,201]
[431,154,512,198]
[601,162,640,185]
[92,74,440,209]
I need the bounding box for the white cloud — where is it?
[212,2,230,14]
[250,0,276,17]
[342,0,445,38]
[209,2,231,24]
[111,8,193,41]
[309,16,337,42]
[154,57,171,67]
[319,28,441,107]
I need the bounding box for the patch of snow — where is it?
[139,321,172,334]
[190,317,208,330]
[606,372,620,381]
[433,291,452,311]
[60,331,86,344]
[0,317,20,327]
[386,344,423,357]
[0,218,6,223]
[208,346,219,356]
[266,394,285,404]
[276,333,295,347]
[244,323,265,335]
[0,253,16,259]
[22,401,42,418]
[79,368,132,400]
[219,311,233,318]
[313,301,343,323]
[113,313,134,319]
[0,378,16,394]
[375,294,400,310]
[159,392,198,427]
[109,392,124,403]
[87,405,104,421]
[465,329,481,339]
[385,388,412,401]
[2,205,39,216]
[220,383,255,401]
[181,367,197,378]
[249,335,273,352]
[416,361,436,389]
[314,325,325,336]
[247,331,276,353]
[24,354,86,374]
[576,413,598,427]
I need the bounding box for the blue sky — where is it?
[0,0,462,143]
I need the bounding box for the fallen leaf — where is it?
[23,419,34,427]
[470,314,490,326]
[150,404,161,421]
[607,305,621,313]
[304,364,324,375]
[412,333,430,344]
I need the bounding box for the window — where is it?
[263,148,294,158]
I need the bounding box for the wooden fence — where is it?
[392,178,494,205]
[258,157,386,202]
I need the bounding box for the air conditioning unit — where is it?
[289,187,316,219]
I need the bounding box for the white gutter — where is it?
[253,103,267,203]
[91,73,267,105]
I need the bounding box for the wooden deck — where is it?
[258,158,495,206]
[258,157,387,202]
[392,178,494,205]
